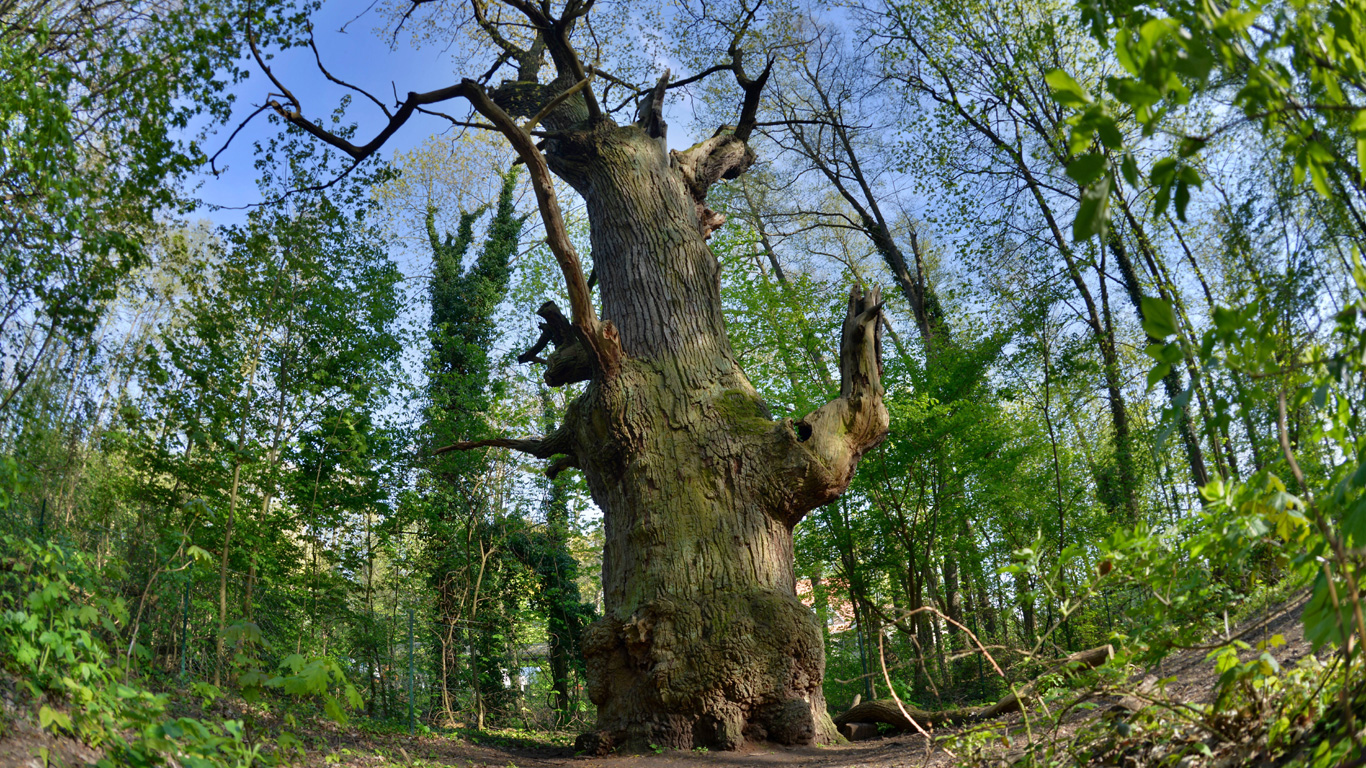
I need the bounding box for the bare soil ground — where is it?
[297,728,957,768]
[0,592,1323,768]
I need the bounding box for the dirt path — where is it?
[1150,590,1315,706]
[306,730,956,768]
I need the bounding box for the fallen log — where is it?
[838,722,880,741]
[833,644,1113,732]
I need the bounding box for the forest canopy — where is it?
[2,0,1365,766]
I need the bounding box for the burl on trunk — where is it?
[265,0,888,752]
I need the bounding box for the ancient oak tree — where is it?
[248,0,888,751]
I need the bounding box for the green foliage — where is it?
[0,0,245,344]
[411,165,596,730]
[0,528,358,766]
[1057,0,1366,240]
[995,278,1366,762]
[1,534,128,697]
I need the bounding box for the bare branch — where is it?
[393,0,439,39]
[461,81,596,331]
[209,103,270,176]
[472,0,530,60]
[308,29,391,116]
[477,49,515,85]
[210,157,366,209]
[249,22,475,163]
[664,62,735,92]
[524,74,591,133]
[584,63,634,90]
[267,80,472,161]
[412,105,508,134]
[434,436,559,457]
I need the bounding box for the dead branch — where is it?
[516,301,594,386]
[876,628,939,745]
[834,644,1114,731]
[432,423,572,459]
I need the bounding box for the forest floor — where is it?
[299,590,1320,768]
[0,591,1322,768]
[290,591,1319,768]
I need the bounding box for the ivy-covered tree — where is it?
[419,168,529,725]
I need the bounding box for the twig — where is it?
[876,630,941,747]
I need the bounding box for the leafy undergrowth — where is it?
[939,592,1364,768]
[451,726,577,750]
[2,525,1361,768]
[0,534,363,767]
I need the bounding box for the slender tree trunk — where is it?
[1095,248,1140,520]
[941,552,962,677]
[736,178,835,392]
[214,455,244,688]
[1104,232,1210,489]
[1015,568,1035,645]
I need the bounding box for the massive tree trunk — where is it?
[539,122,888,752]
[427,98,889,751]
[262,2,888,752]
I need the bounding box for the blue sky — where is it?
[195,1,489,224]
[193,0,722,232]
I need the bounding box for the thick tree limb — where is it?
[524,74,591,133]
[665,44,770,239]
[433,435,559,457]
[460,84,620,383]
[496,0,601,121]
[546,454,579,479]
[433,414,576,459]
[460,85,592,323]
[672,131,757,238]
[780,285,888,519]
[729,46,772,143]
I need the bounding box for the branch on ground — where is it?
[834,644,1114,731]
